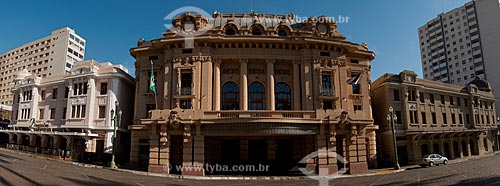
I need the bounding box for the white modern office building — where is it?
[0,27,86,105]
[418,0,500,114]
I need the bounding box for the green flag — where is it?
[149,61,156,93]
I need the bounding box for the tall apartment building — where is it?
[0,27,86,105]
[419,0,500,114]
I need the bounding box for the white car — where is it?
[419,154,448,167]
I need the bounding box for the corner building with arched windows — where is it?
[129,12,378,176]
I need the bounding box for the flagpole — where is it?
[151,60,158,110]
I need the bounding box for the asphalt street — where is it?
[0,149,499,186]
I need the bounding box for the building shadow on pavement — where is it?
[0,164,41,185]
[58,175,134,186]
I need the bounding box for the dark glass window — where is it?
[393,89,400,101]
[248,82,265,110]
[252,27,262,35]
[225,28,236,35]
[275,83,291,110]
[322,75,334,96]
[278,29,287,36]
[221,82,239,110]
[100,83,107,95]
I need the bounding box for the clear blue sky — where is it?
[0,0,470,78]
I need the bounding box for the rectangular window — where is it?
[73,82,88,95]
[419,92,425,103]
[395,111,402,124]
[99,106,106,118]
[71,105,86,118]
[323,101,334,110]
[421,112,427,124]
[451,113,456,124]
[466,114,470,124]
[180,99,192,109]
[431,113,437,124]
[457,97,461,106]
[64,87,69,98]
[354,105,362,111]
[52,88,58,99]
[351,73,361,94]
[321,74,334,96]
[62,107,67,119]
[40,90,46,101]
[459,114,463,124]
[393,89,400,101]
[464,98,469,107]
[449,96,454,105]
[50,108,56,119]
[442,113,447,124]
[407,88,416,101]
[100,83,108,95]
[39,109,44,120]
[430,94,435,104]
[440,95,445,104]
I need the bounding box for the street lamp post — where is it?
[109,101,122,169]
[387,106,400,170]
[496,117,500,151]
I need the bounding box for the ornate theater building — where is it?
[129,12,377,176]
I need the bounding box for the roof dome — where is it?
[468,77,491,92]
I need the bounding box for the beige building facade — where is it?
[372,70,497,166]
[0,60,134,163]
[129,12,378,176]
[0,27,86,105]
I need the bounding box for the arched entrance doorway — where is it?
[59,137,68,159]
[21,135,30,146]
[443,142,450,158]
[433,143,439,154]
[453,141,460,158]
[421,144,429,156]
[0,132,8,147]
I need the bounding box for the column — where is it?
[457,137,464,158]
[449,138,455,159]
[267,59,275,110]
[303,60,313,110]
[214,60,221,111]
[240,59,248,110]
[176,68,181,108]
[164,61,173,108]
[439,139,445,156]
[292,60,301,110]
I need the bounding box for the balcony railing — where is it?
[204,110,316,119]
[178,87,193,95]
[320,89,336,97]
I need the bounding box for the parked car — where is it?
[420,154,448,167]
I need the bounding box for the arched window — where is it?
[277,26,290,37]
[224,24,237,35]
[251,25,264,35]
[225,28,236,35]
[249,82,265,110]
[275,83,291,110]
[222,82,239,110]
[278,29,287,36]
